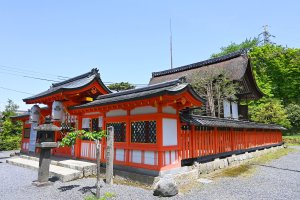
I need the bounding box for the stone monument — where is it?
[105,126,114,185]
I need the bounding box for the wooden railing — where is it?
[180,125,282,160]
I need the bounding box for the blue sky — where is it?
[0,1,299,111]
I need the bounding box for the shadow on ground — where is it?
[78,186,96,195]
[58,185,80,192]
[57,184,97,195]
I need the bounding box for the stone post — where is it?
[105,126,114,185]
[37,148,51,183]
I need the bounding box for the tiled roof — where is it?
[23,68,111,102]
[71,79,205,110]
[10,112,29,119]
[149,50,263,100]
[180,114,286,130]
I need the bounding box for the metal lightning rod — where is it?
[170,19,173,69]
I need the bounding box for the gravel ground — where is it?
[1,147,299,200]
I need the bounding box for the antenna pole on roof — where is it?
[170,18,173,69]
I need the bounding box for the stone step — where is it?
[6,157,83,182]
[19,155,96,177]
[57,160,96,177]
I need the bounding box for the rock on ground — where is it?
[153,178,178,197]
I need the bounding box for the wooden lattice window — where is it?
[24,128,30,138]
[131,121,156,143]
[106,122,126,142]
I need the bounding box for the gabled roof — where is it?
[180,114,286,130]
[149,50,263,100]
[70,79,205,110]
[23,68,111,102]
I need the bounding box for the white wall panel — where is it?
[82,118,90,128]
[116,149,125,161]
[223,100,231,118]
[106,109,127,117]
[130,106,157,115]
[163,118,178,146]
[232,102,238,119]
[132,150,142,163]
[144,151,155,165]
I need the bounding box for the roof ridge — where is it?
[152,49,247,78]
[96,78,183,101]
[52,68,99,88]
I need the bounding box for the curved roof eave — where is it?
[23,76,111,103]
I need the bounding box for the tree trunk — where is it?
[95,139,101,198]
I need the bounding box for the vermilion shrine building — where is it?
[13,51,284,176]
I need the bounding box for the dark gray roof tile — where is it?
[71,79,205,110]
[180,114,286,130]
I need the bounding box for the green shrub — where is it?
[0,135,21,150]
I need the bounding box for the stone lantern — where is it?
[32,117,61,186]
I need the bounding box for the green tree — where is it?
[211,37,259,58]
[212,37,300,130]
[249,98,291,128]
[250,44,300,103]
[0,99,22,150]
[60,130,106,199]
[191,70,240,117]
[107,82,135,92]
[285,103,300,132]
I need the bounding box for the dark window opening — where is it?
[131,121,156,143]
[106,122,126,142]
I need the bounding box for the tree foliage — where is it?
[60,130,106,147]
[191,70,240,117]
[249,98,291,128]
[250,44,300,103]
[286,103,300,131]
[212,37,300,130]
[107,82,135,92]
[0,99,22,150]
[211,38,259,58]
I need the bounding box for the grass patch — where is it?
[207,147,295,179]
[85,192,116,200]
[283,134,300,146]
[113,178,151,190]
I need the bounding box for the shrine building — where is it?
[12,51,284,176]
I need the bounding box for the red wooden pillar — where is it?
[125,109,130,166]
[230,128,234,151]
[191,125,195,157]
[157,105,163,169]
[214,127,218,154]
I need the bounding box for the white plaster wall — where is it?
[116,149,125,161]
[144,151,155,165]
[163,118,178,146]
[132,150,142,163]
[165,151,170,165]
[98,116,103,128]
[106,109,127,117]
[223,100,231,118]
[130,106,157,115]
[82,118,90,128]
[162,106,176,114]
[232,102,238,119]
[171,151,176,164]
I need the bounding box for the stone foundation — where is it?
[154,145,283,188]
